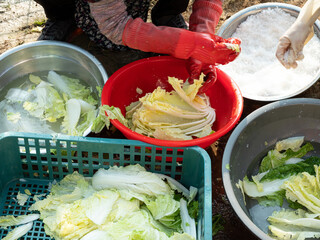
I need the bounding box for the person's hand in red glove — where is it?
[88,0,240,84]
[122,18,240,65]
[187,58,217,94]
[187,0,241,93]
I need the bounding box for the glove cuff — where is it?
[192,0,223,15]
[122,18,186,57]
[189,0,223,33]
[122,18,138,47]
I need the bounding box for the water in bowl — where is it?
[0,70,99,135]
[244,140,320,234]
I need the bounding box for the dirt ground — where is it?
[0,0,306,55]
[0,0,45,54]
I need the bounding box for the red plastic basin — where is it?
[101,56,243,149]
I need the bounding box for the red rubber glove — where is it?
[188,58,217,94]
[188,0,222,93]
[122,18,240,65]
[189,0,222,33]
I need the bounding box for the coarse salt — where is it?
[219,8,320,100]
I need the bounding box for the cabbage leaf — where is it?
[2,222,33,240]
[127,75,215,140]
[259,137,314,173]
[23,79,65,122]
[29,165,197,240]
[268,208,320,240]
[92,165,172,196]
[282,165,320,214]
[93,75,215,140]
[0,214,39,228]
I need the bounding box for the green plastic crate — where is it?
[0,132,212,240]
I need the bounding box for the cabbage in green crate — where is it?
[29,164,199,240]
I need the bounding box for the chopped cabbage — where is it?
[275,136,305,152]
[16,192,29,206]
[6,112,21,123]
[259,137,314,173]
[92,165,172,196]
[0,71,99,136]
[0,101,55,134]
[80,230,112,240]
[144,194,180,229]
[91,105,128,134]
[238,137,320,240]
[47,71,97,106]
[29,165,198,240]
[23,80,65,122]
[180,198,197,239]
[268,209,320,240]
[0,214,39,228]
[269,225,320,240]
[127,75,215,140]
[282,165,320,214]
[84,190,119,225]
[2,222,33,240]
[93,74,215,140]
[239,176,289,198]
[238,156,320,205]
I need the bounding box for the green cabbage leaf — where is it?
[259,137,314,173]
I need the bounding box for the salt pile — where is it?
[219,8,320,100]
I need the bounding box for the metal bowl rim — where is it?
[0,40,108,84]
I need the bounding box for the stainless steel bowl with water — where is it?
[217,3,320,102]
[0,40,108,135]
[222,98,320,239]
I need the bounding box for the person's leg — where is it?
[151,0,190,29]
[34,0,77,41]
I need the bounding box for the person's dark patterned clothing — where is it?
[75,0,150,50]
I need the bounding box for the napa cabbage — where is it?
[92,74,215,140]
[0,214,39,240]
[259,136,314,173]
[47,71,97,105]
[23,80,65,122]
[2,222,33,240]
[28,165,198,240]
[238,137,320,240]
[281,165,320,214]
[0,214,39,228]
[92,165,172,196]
[268,208,320,240]
[238,156,320,207]
[20,71,99,136]
[238,137,316,206]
